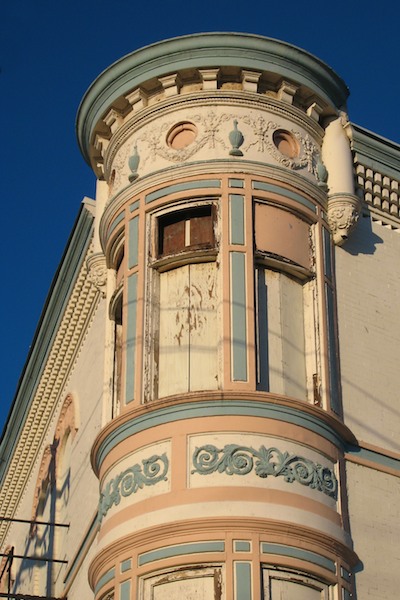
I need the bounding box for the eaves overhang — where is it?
[76,32,349,166]
[0,201,95,486]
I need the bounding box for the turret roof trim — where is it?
[76,32,349,164]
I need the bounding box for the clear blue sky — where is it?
[1,0,399,432]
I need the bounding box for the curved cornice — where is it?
[91,391,357,475]
[77,33,348,165]
[88,516,359,588]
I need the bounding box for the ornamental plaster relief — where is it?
[98,441,171,521]
[106,104,322,198]
[188,433,338,509]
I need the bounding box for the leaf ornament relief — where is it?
[192,444,337,499]
[98,453,169,520]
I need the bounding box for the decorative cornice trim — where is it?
[0,207,100,546]
[77,33,348,164]
[88,516,359,588]
[103,92,324,175]
[352,123,400,179]
[91,392,357,474]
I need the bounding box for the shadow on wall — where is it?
[342,208,383,256]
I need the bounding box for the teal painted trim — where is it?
[108,210,125,238]
[121,559,132,573]
[145,179,221,204]
[341,566,351,582]
[234,541,251,552]
[231,252,247,381]
[138,541,225,566]
[323,226,332,280]
[229,178,244,188]
[325,284,340,414]
[94,567,115,595]
[252,181,316,213]
[352,124,400,180]
[261,543,336,573]
[128,216,139,269]
[125,274,137,403]
[342,588,351,600]
[64,513,99,585]
[95,400,346,471]
[130,200,140,212]
[230,195,245,245]
[345,445,400,472]
[77,33,348,164]
[120,580,131,600]
[0,204,95,484]
[235,562,252,600]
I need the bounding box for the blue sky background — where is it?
[1,0,399,433]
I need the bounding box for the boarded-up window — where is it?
[263,568,329,600]
[157,262,219,398]
[158,206,214,256]
[256,268,307,400]
[141,566,223,600]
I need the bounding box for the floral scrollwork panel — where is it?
[98,453,169,520]
[191,444,337,499]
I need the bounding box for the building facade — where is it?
[0,33,399,600]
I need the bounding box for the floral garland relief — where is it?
[192,444,337,499]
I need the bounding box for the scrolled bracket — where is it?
[327,193,361,245]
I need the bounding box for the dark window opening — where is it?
[158,205,215,257]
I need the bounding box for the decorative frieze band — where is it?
[356,163,400,224]
[98,454,169,520]
[191,444,338,499]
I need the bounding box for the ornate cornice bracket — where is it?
[87,252,107,297]
[327,193,361,245]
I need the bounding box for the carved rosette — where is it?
[327,193,361,245]
[87,252,107,297]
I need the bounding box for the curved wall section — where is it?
[78,33,359,599]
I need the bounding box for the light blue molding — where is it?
[192,444,337,499]
[145,179,221,204]
[130,200,140,212]
[125,274,137,403]
[252,180,317,213]
[94,400,347,471]
[128,216,139,269]
[231,252,247,381]
[77,33,348,165]
[120,580,131,600]
[98,453,168,521]
[230,195,245,245]
[235,562,252,600]
[94,567,115,595]
[341,566,351,582]
[138,541,225,566]
[107,210,125,238]
[229,179,244,188]
[325,284,340,414]
[352,124,400,180]
[261,543,336,573]
[234,541,251,552]
[120,559,132,573]
[345,445,400,473]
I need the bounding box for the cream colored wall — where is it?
[346,461,400,599]
[2,298,106,598]
[336,217,400,452]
